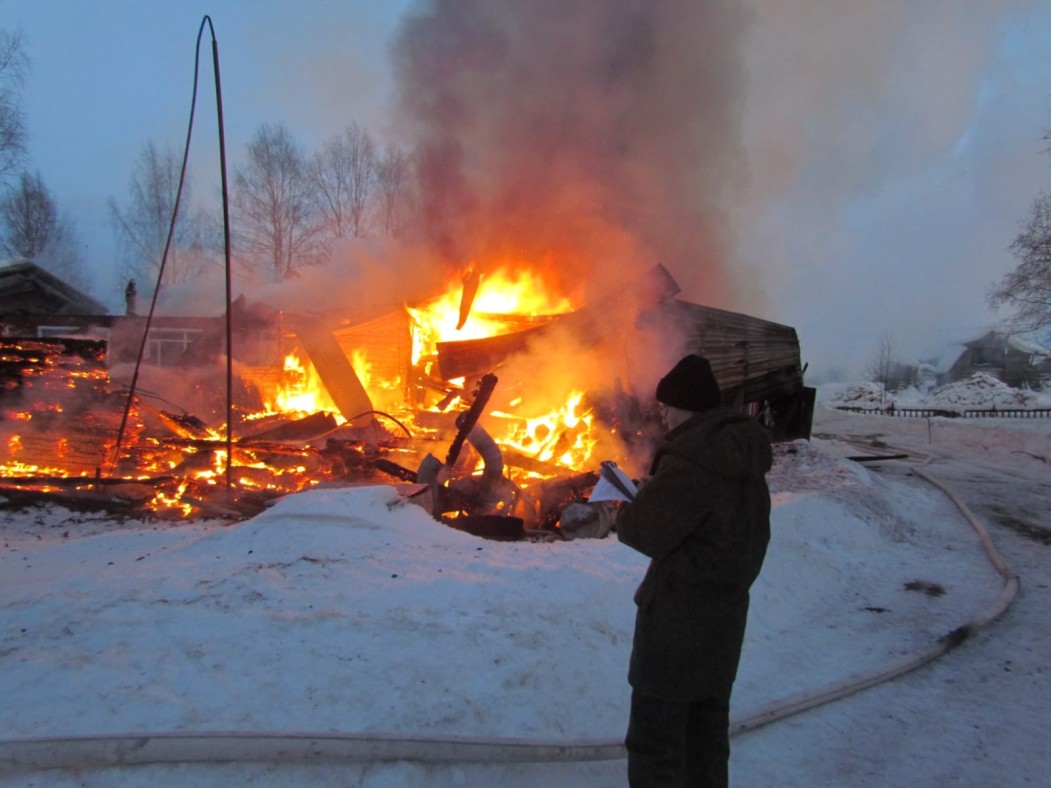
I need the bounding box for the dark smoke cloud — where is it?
[391,0,752,306]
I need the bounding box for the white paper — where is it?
[588,462,638,503]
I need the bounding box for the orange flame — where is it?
[405,267,600,477]
[265,353,341,419]
[407,268,574,365]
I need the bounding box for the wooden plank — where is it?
[293,324,374,425]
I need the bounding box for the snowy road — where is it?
[734,408,1051,787]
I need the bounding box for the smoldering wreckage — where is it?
[0,263,813,542]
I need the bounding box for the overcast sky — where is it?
[4,0,1051,379]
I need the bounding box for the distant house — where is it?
[0,258,240,367]
[947,330,1051,390]
[0,258,107,318]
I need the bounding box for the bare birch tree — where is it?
[0,170,88,289]
[0,30,28,189]
[0,170,55,258]
[311,123,377,239]
[109,141,205,288]
[234,123,326,279]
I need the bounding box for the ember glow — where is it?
[0,266,626,527]
[494,390,597,472]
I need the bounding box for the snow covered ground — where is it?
[1,378,1049,786]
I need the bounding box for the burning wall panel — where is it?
[331,311,413,413]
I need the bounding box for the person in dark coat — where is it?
[617,354,772,787]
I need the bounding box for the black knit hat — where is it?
[656,354,720,412]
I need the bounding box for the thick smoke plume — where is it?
[392,0,751,307]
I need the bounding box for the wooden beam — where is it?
[293,323,374,425]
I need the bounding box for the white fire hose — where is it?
[0,458,1019,776]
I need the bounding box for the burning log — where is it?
[437,328,544,381]
[136,403,214,439]
[240,411,338,443]
[499,447,574,477]
[0,337,107,391]
[0,481,160,513]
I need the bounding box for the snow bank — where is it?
[816,382,888,407]
[821,373,1051,413]
[923,372,1051,410]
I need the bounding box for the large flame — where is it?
[0,267,612,519]
[407,268,574,365]
[265,353,341,419]
[407,267,599,478]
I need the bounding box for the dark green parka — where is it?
[617,406,772,700]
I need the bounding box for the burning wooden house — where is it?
[0,262,811,538]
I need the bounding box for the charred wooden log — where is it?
[0,474,173,488]
[240,411,338,442]
[437,329,544,382]
[373,457,418,482]
[0,482,157,512]
[445,374,498,469]
[522,471,601,531]
[441,514,524,541]
[457,268,481,330]
[0,337,108,393]
[140,407,214,439]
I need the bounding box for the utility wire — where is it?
[110,17,234,492]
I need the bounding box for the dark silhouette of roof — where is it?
[0,258,108,316]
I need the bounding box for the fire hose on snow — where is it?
[0,452,1020,775]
